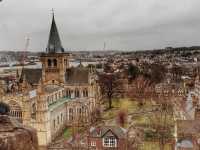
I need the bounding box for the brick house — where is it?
[88,126,127,150]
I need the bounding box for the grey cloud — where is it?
[0,0,200,51]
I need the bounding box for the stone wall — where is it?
[0,115,38,150]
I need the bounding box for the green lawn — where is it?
[133,115,150,126]
[140,142,173,150]
[103,98,139,120]
[102,98,175,149]
[63,128,73,139]
[103,99,156,121]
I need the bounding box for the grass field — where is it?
[103,98,138,119]
[140,142,173,150]
[63,128,73,139]
[102,98,175,150]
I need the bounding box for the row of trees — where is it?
[98,62,167,109]
[98,62,176,150]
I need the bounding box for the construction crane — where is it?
[21,37,30,66]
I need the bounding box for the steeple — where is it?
[46,11,64,53]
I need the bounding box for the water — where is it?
[0,61,99,73]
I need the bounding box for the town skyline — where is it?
[1,2,200,149]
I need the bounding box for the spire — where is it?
[46,10,64,53]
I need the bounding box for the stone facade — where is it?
[0,14,100,146]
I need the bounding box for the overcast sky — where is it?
[0,0,200,51]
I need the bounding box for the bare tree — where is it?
[171,65,186,82]
[128,75,153,106]
[147,96,174,150]
[141,63,167,84]
[98,72,123,109]
[126,125,143,150]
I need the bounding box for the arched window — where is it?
[66,89,71,98]
[55,93,58,100]
[53,59,57,67]
[48,59,52,67]
[69,108,73,121]
[79,108,82,116]
[75,89,80,98]
[32,103,36,114]
[61,113,63,122]
[57,116,59,124]
[53,120,56,129]
[83,89,88,97]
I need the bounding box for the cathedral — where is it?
[1,14,99,146]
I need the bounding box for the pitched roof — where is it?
[65,66,90,84]
[89,126,127,139]
[46,14,64,53]
[20,68,42,85]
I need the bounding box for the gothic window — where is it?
[53,119,56,129]
[83,89,88,97]
[55,93,58,100]
[69,108,73,121]
[57,116,59,125]
[61,113,63,122]
[82,106,85,114]
[66,89,71,98]
[75,89,80,98]
[53,59,57,67]
[78,108,82,117]
[31,103,36,114]
[48,59,52,67]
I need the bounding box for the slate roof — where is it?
[20,68,42,85]
[89,126,127,139]
[65,66,90,84]
[46,14,64,53]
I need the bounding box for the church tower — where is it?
[40,12,69,84]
